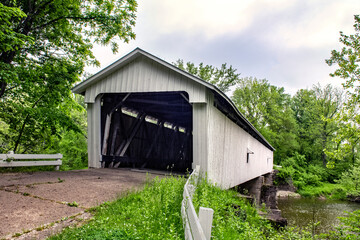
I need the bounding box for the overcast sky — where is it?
[87,0,359,95]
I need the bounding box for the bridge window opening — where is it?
[164,122,174,129]
[145,115,158,124]
[100,92,193,172]
[179,127,186,133]
[247,148,254,163]
[121,107,139,118]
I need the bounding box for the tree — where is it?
[0,0,137,99]
[291,84,344,167]
[0,58,84,153]
[314,84,345,166]
[49,95,89,170]
[338,164,360,197]
[173,59,240,93]
[325,104,360,170]
[0,0,137,153]
[326,15,360,105]
[291,89,321,163]
[326,14,360,171]
[232,77,299,163]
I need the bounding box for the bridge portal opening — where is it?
[100,92,193,172]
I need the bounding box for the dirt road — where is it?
[0,168,157,239]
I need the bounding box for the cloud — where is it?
[138,0,356,46]
[88,0,358,94]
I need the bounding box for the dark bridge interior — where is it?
[100,92,193,172]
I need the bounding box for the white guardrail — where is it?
[181,165,214,240]
[0,153,63,170]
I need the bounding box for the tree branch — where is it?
[33,15,116,32]
[0,81,6,99]
[13,94,45,152]
[33,0,55,16]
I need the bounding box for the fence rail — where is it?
[0,153,63,170]
[181,165,214,240]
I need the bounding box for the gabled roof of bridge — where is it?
[72,48,274,151]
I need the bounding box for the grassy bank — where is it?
[49,175,359,240]
[274,157,358,200]
[297,183,347,199]
[49,176,186,240]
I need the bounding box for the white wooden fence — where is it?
[0,153,63,170]
[181,165,214,240]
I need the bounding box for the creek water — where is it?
[277,197,360,234]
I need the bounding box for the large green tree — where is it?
[291,84,344,166]
[326,14,360,171]
[0,0,137,99]
[0,0,137,153]
[326,15,360,105]
[325,108,360,168]
[232,77,299,163]
[173,59,240,93]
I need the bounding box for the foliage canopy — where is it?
[0,0,137,153]
[326,15,360,105]
[173,59,241,93]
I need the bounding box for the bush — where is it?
[302,172,321,186]
[323,209,360,239]
[58,130,88,170]
[308,165,330,182]
[274,166,294,185]
[281,152,307,168]
[337,165,360,197]
[278,153,335,191]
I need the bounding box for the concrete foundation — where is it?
[238,175,264,205]
[237,171,287,228]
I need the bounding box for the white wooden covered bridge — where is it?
[72,48,274,189]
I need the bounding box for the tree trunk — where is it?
[13,94,45,152]
[0,81,6,99]
[322,122,328,167]
[0,51,16,99]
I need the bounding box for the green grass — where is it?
[191,177,273,239]
[48,176,186,240]
[297,183,347,199]
[0,165,58,173]
[48,175,310,240]
[48,175,357,240]
[0,164,88,173]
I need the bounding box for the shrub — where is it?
[282,152,307,168]
[58,130,88,170]
[308,165,330,182]
[323,209,360,239]
[274,166,294,185]
[337,165,360,197]
[303,172,321,186]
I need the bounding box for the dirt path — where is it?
[0,168,158,239]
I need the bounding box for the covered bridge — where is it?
[72,48,274,189]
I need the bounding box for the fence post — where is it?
[182,165,214,240]
[199,207,214,240]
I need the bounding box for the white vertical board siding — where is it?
[192,103,208,173]
[87,96,102,168]
[207,103,273,189]
[84,56,207,104]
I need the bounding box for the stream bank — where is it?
[274,171,360,234]
[277,197,360,234]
